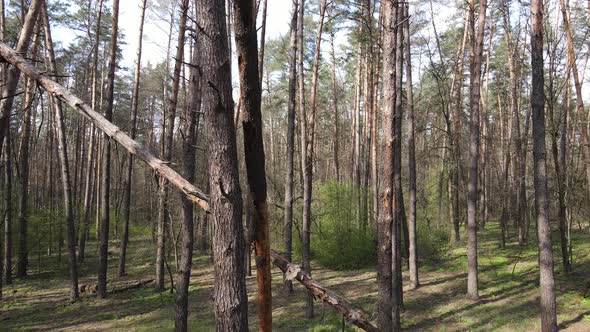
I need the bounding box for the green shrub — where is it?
[415,221,448,263]
[311,181,375,270]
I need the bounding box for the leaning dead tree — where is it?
[0,41,210,212]
[0,40,380,332]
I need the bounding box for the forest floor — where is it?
[1,222,589,331]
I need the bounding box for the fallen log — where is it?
[80,279,154,294]
[0,41,209,212]
[110,279,154,294]
[270,250,378,332]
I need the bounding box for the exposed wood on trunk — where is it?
[233,0,273,329]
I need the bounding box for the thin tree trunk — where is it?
[233,0,273,329]
[502,0,526,245]
[283,0,298,295]
[328,4,339,181]
[97,0,119,299]
[42,0,79,302]
[157,0,188,292]
[175,14,201,331]
[0,0,10,287]
[197,0,249,329]
[393,5,405,309]
[466,0,486,301]
[403,2,419,290]
[3,132,11,285]
[530,0,558,330]
[119,0,146,278]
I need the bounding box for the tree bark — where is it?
[283,0,298,295]
[403,2,419,290]
[11,0,42,279]
[97,0,119,299]
[530,0,558,330]
[197,0,249,329]
[328,8,339,181]
[42,0,79,302]
[119,0,147,278]
[233,0,273,329]
[175,14,201,331]
[466,0,486,301]
[377,1,399,329]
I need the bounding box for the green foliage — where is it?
[416,221,448,264]
[311,181,375,270]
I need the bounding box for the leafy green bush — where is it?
[415,221,448,263]
[311,181,375,270]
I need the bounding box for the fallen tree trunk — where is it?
[80,279,154,294]
[270,250,378,332]
[0,41,209,212]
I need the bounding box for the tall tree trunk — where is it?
[466,0,486,301]
[79,0,103,261]
[157,0,188,292]
[352,20,363,225]
[10,0,41,279]
[363,0,374,228]
[530,0,557,330]
[175,16,201,331]
[377,1,399,330]
[328,3,339,181]
[42,0,79,302]
[197,0,249,329]
[233,0,273,329]
[371,6,383,233]
[283,0,298,295]
[450,10,469,245]
[119,0,147,278]
[0,0,10,287]
[393,4,405,308]
[403,2,419,290]
[3,125,11,285]
[502,0,526,245]
[97,0,119,299]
